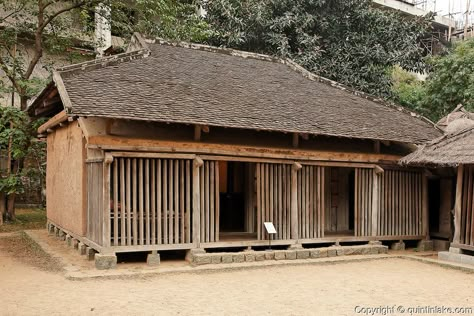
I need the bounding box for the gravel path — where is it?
[1,243,474,316]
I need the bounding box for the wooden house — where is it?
[29,34,441,267]
[402,110,474,264]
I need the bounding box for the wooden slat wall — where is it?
[109,158,192,246]
[200,161,220,243]
[244,163,256,233]
[354,168,374,236]
[377,169,423,236]
[298,165,325,239]
[87,162,104,245]
[459,166,474,246]
[256,163,291,240]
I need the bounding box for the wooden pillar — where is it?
[291,162,302,240]
[371,171,380,237]
[422,171,429,239]
[192,157,204,247]
[102,153,113,248]
[454,165,464,244]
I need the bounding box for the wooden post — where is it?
[102,153,113,247]
[454,165,464,244]
[192,157,204,247]
[292,133,299,148]
[291,162,302,240]
[371,171,380,237]
[422,171,429,239]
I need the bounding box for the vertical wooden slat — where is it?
[291,163,299,240]
[180,160,185,244]
[138,159,144,245]
[192,158,202,247]
[210,161,215,242]
[157,160,162,244]
[466,167,473,245]
[215,161,220,242]
[120,159,126,245]
[151,160,156,245]
[163,160,168,244]
[126,159,132,245]
[169,160,174,244]
[103,161,111,247]
[132,159,138,245]
[204,162,210,243]
[113,160,119,246]
[454,165,464,244]
[309,166,314,238]
[422,172,429,239]
[371,171,379,237]
[200,164,204,241]
[316,167,321,238]
[145,159,150,245]
[256,163,261,239]
[174,160,179,244]
[185,160,191,243]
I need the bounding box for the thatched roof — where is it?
[29,36,440,144]
[400,126,474,167]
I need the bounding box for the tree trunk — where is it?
[0,192,5,225]
[6,193,16,221]
[20,96,28,111]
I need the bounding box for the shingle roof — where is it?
[54,38,440,144]
[400,126,474,167]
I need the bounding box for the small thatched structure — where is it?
[400,126,474,167]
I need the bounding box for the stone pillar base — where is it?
[449,247,464,254]
[147,251,161,266]
[391,241,405,251]
[185,248,206,262]
[288,243,303,250]
[368,240,382,245]
[417,240,433,251]
[95,253,117,270]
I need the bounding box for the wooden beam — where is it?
[192,157,203,247]
[454,165,464,244]
[371,171,380,236]
[374,141,380,154]
[292,133,299,148]
[374,165,384,174]
[194,125,201,141]
[38,110,68,134]
[291,162,302,240]
[87,136,405,164]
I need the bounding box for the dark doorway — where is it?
[219,161,246,232]
[325,167,355,235]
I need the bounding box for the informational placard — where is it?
[264,222,277,234]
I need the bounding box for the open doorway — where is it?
[325,167,355,236]
[219,161,257,240]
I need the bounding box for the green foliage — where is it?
[205,0,432,98]
[0,107,46,196]
[421,39,474,121]
[391,66,426,114]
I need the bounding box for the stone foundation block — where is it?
[221,253,233,264]
[391,241,405,251]
[147,253,161,266]
[417,240,434,252]
[310,248,328,259]
[72,239,79,250]
[255,252,266,261]
[85,246,96,261]
[368,240,382,245]
[433,240,450,251]
[449,247,464,254]
[377,246,388,254]
[285,250,297,260]
[296,249,310,259]
[78,242,87,255]
[274,250,286,260]
[210,254,222,264]
[66,235,72,247]
[185,248,206,262]
[232,253,245,263]
[95,254,117,270]
[368,246,379,255]
[58,230,66,241]
[327,247,337,257]
[244,253,255,262]
[264,251,275,260]
[48,224,55,235]
[193,254,212,265]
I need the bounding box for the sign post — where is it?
[264,222,277,250]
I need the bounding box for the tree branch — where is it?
[0,56,22,95]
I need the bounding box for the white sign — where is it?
[264,222,277,234]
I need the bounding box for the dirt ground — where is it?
[1,235,474,316]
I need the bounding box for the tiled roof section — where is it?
[400,126,474,167]
[59,40,441,144]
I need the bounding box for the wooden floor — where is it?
[219,232,257,241]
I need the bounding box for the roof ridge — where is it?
[150,37,439,132]
[56,48,150,78]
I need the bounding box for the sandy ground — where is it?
[1,239,474,316]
